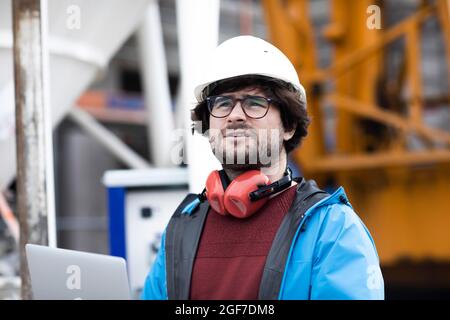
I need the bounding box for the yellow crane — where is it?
[262,0,450,268]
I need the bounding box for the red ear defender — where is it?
[205,170,270,218]
[223,171,270,218]
[205,170,227,215]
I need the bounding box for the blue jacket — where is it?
[141,186,384,300]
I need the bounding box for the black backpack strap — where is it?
[258,179,330,300]
[165,194,210,300]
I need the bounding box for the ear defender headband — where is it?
[182,168,295,219]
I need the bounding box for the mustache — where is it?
[221,124,255,137]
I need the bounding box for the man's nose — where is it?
[227,101,246,123]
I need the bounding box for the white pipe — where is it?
[176,0,222,193]
[41,0,56,249]
[68,108,151,170]
[137,0,175,167]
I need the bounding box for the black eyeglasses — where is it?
[206,95,274,119]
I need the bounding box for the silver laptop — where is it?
[25,244,131,300]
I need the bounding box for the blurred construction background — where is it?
[0,0,449,299]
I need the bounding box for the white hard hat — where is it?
[194,35,306,104]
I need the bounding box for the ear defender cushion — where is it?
[205,170,227,215]
[224,170,270,218]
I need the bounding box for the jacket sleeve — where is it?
[310,203,384,300]
[140,230,168,300]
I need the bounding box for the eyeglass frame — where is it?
[205,95,276,119]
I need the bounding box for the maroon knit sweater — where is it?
[190,185,298,300]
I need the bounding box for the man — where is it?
[141,36,384,300]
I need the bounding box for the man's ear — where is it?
[283,125,296,141]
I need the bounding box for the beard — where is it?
[209,125,284,171]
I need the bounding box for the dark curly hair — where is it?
[191,75,310,154]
